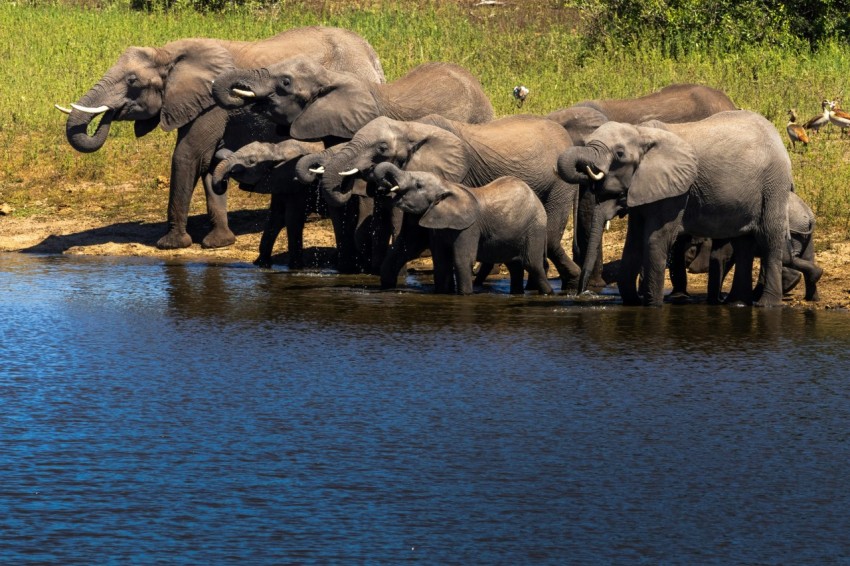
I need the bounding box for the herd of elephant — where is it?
[55,26,823,306]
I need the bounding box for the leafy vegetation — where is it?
[2,1,850,238]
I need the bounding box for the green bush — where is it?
[571,0,849,54]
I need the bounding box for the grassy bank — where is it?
[2,1,850,240]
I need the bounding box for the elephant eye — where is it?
[378,142,389,154]
[613,146,627,160]
[282,76,292,88]
[127,74,139,86]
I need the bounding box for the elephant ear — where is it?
[160,40,235,132]
[134,115,161,138]
[419,187,478,231]
[289,70,380,140]
[627,126,698,207]
[406,124,469,182]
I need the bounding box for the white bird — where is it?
[802,99,830,134]
[828,99,850,136]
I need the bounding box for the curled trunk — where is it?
[212,68,270,109]
[556,144,610,185]
[65,82,116,153]
[317,145,363,207]
[211,153,239,195]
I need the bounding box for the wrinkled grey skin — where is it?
[211,139,324,269]
[557,110,792,307]
[374,163,552,295]
[213,58,494,274]
[301,114,579,290]
[671,192,822,302]
[213,57,493,137]
[547,83,739,287]
[58,27,384,250]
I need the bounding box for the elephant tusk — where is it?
[232,88,256,98]
[308,166,325,174]
[70,103,110,114]
[54,104,72,114]
[586,165,605,181]
[389,185,400,193]
[338,168,360,177]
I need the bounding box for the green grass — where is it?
[3,1,850,238]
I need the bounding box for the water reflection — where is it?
[2,253,849,564]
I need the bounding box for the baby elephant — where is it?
[373,162,553,295]
[212,139,325,269]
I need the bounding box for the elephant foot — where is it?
[781,270,803,295]
[201,228,236,249]
[157,230,193,250]
[253,255,273,269]
[667,291,692,304]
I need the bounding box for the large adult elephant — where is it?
[297,114,580,290]
[55,27,384,250]
[211,57,494,273]
[547,83,739,286]
[557,110,792,307]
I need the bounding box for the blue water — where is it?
[2,252,849,564]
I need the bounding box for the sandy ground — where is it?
[1,207,849,309]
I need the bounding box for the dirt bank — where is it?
[1,206,849,309]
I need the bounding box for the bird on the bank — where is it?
[828,99,850,136]
[802,99,831,134]
[786,109,810,150]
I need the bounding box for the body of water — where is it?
[2,252,849,564]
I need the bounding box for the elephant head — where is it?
[212,55,380,140]
[311,116,469,207]
[374,162,477,230]
[557,121,698,292]
[56,39,235,153]
[211,139,324,195]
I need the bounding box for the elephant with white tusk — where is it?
[56,27,384,251]
[557,110,792,307]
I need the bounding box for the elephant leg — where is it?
[524,258,554,295]
[706,239,733,305]
[284,190,308,270]
[201,172,236,249]
[369,196,397,275]
[328,198,362,274]
[379,215,431,289]
[431,242,455,294]
[753,199,789,307]
[353,195,374,274]
[725,237,756,305]
[574,185,605,288]
[473,263,496,287]
[452,236,477,295]
[641,215,679,307]
[256,193,287,268]
[158,108,230,250]
[543,193,581,294]
[617,215,643,305]
[668,233,692,300]
[506,260,526,295]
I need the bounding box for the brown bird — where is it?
[828,99,850,136]
[787,109,810,150]
[803,99,830,133]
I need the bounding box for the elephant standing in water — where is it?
[211,57,493,273]
[547,83,739,286]
[373,163,553,295]
[56,27,384,250]
[298,114,579,290]
[211,139,325,269]
[557,110,792,307]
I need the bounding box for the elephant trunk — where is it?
[556,143,610,185]
[373,162,405,192]
[319,144,363,207]
[578,197,623,293]
[64,80,116,154]
[295,147,337,185]
[212,68,271,109]
[211,151,239,195]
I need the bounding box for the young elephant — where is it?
[373,163,553,295]
[211,139,325,269]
